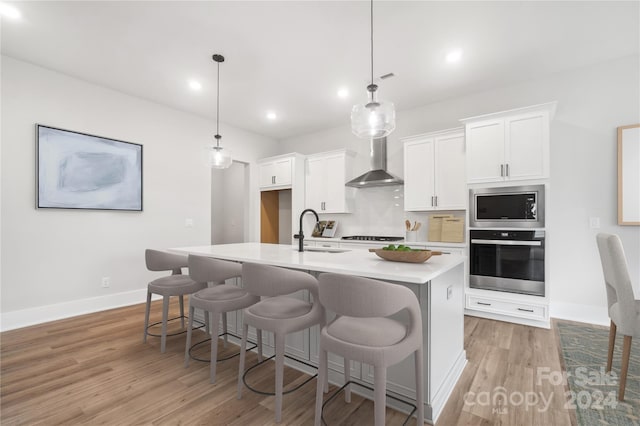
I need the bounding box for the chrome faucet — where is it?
[297,209,320,252]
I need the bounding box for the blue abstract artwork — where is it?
[37,125,143,211]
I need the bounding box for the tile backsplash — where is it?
[310,186,466,242]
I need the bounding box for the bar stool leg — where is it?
[415,347,424,425]
[143,291,152,343]
[184,305,195,367]
[179,295,185,328]
[275,333,285,423]
[344,358,351,403]
[161,295,170,353]
[373,366,387,426]
[205,310,210,335]
[210,312,221,384]
[314,347,328,426]
[237,323,249,400]
[222,314,229,348]
[257,329,263,362]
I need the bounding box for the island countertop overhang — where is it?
[169,243,465,284]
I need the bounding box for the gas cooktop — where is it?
[341,236,404,242]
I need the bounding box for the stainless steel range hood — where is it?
[345,137,404,188]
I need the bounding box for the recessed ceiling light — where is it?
[0,3,21,20]
[446,49,463,64]
[188,80,202,91]
[266,111,277,120]
[337,88,349,99]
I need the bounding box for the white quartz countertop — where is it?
[170,243,465,284]
[305,237,466,248]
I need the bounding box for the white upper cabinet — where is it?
[461,102,556,184]
[259,156,293,189]
[403,129,466,211]
[305,150,354,213]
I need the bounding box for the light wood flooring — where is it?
[0,299,577,425]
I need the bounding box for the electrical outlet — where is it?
[101,277,110,288]
[447,286,453,300]
[589,217,600,229]
[185,218,194,228]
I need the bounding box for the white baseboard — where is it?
[549,301,609,326]
[0,290,161,332]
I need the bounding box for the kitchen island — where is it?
[170,243,467,423]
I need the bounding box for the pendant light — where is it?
[351,0,395,139]
[208,54,232,169]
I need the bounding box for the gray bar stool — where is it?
[184,255,261,384]
[314,273,424,426]
[237,262,325,423]
[143,249,207,353]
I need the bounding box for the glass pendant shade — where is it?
[351,91,396,139]
[208,145,233,169]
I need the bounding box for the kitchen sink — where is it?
[296,247,351,254]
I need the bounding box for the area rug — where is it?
[557,321,639,425]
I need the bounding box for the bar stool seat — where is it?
[148,275,204,295]
[326,316,407,347]
[247,296,313,320]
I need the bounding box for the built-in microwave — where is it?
[469,185,545,228]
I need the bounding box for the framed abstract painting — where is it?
[36,125,143,211]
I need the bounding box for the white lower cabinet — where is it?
[466,294,547,322]
[283,289,311,361]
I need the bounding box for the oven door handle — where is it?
[471,239,542,246]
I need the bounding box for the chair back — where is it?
[188,255,242,284]
[318,273,421,321]
[596,233,637,334]
[145,249,187,274]
[242,263,319,299]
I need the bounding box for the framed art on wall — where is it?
[618,124,640,225]
[36,124,143,211]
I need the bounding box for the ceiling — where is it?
[2,1,638,140]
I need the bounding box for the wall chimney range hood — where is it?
[345,137,404,188]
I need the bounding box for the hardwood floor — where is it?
[1,300,576,425]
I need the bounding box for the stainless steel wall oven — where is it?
[469,230,545,297]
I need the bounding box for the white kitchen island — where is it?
[170,243,467,424]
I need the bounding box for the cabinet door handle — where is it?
[506,163,510,177]
[272,176,275,184]
[435,196,438,207]
[477,302,492,306]
[431,196,434,206]
[517,307,534,313]
[321,201,325,210]
[500,164,504,177]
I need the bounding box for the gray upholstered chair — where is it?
[184,255,261,384]
[596,233,640,401]
[143,249,206,353]
[237,262,325,423]
[314,273,424,426]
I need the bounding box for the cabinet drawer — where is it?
[467,295,546,320]
[316,241,340,248]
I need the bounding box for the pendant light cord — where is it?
[216,59,221,148]
[370,0,374,88]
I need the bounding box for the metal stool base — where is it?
[188,331,257,363]
[320,380,417,426]
[242,354,318,396]
[146,316,205,338]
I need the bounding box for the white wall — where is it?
[279,55,640,324]
[0,56,279,330]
